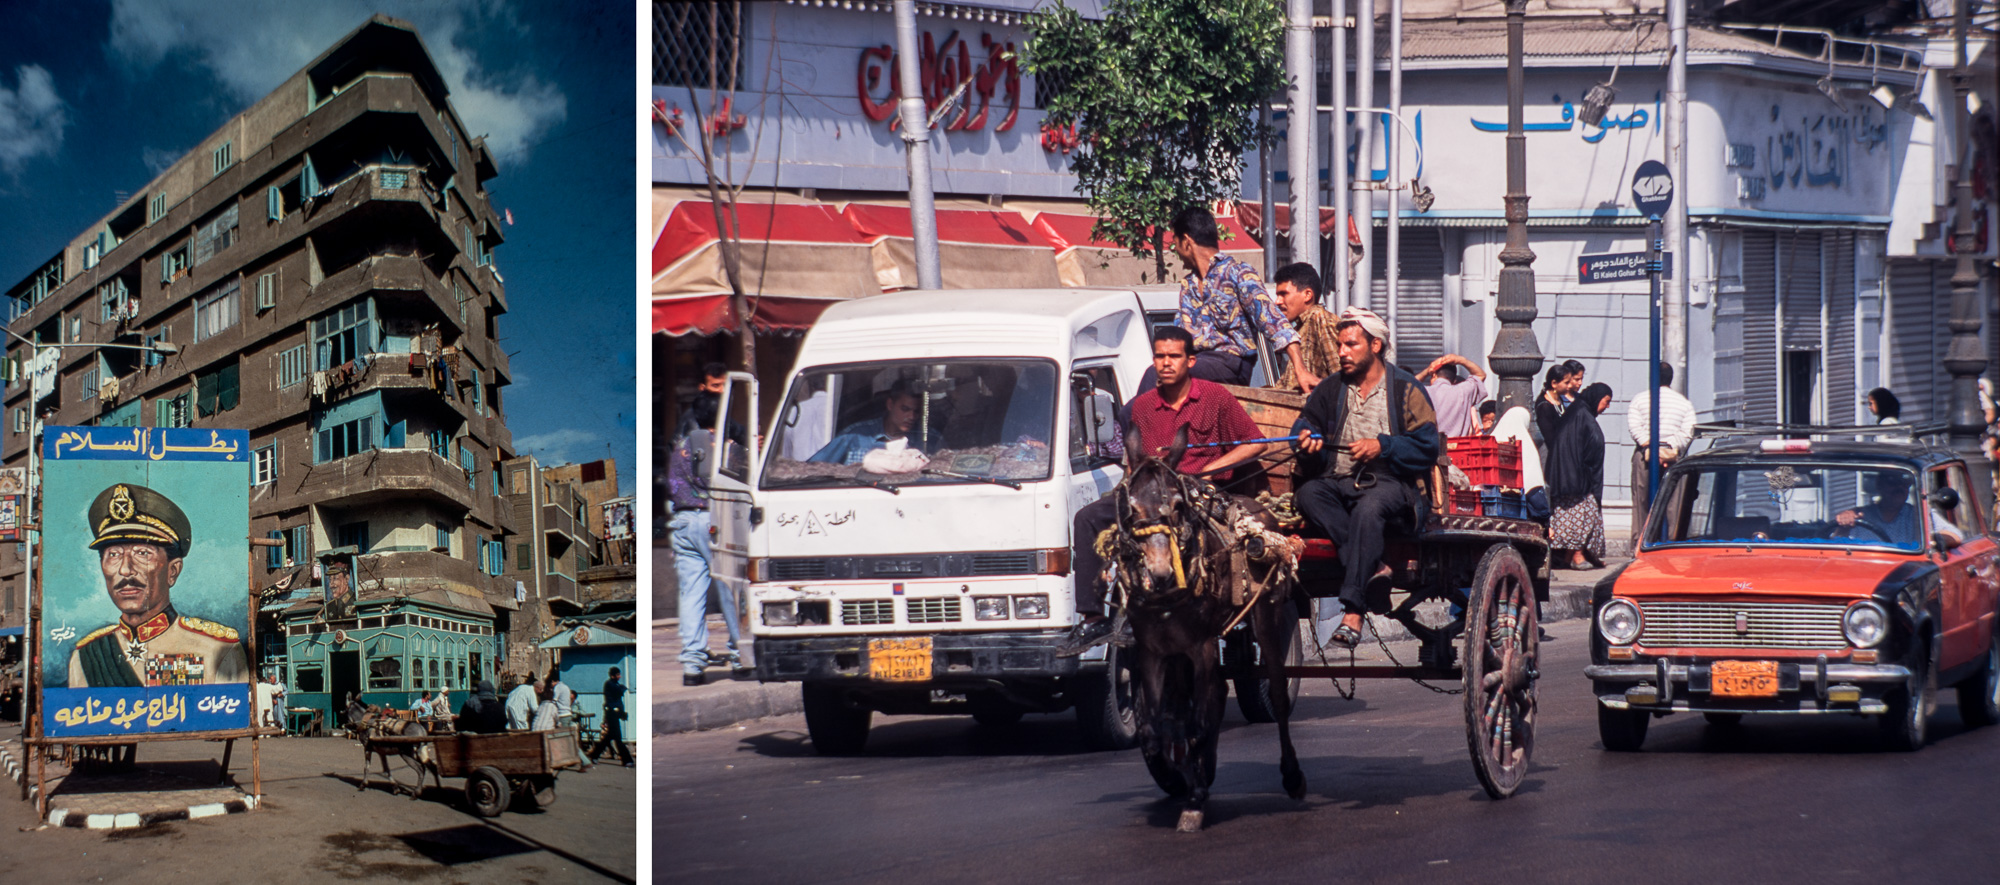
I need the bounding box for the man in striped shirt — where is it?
[1627,361,1696,545]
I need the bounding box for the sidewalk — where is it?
[655,550,1624,736]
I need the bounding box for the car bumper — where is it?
[1583,658,1913,715]
[755,630,1081,685]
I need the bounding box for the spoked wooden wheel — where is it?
[1462,544,1538,799]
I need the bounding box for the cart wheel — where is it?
[1462,544,1537,800]
[467,765,509,818]
[532,775,558,809]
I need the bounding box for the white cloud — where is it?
[514,428,604,465]
[0,65,68,176]
[141,146,183,175]
[107,0,566,163]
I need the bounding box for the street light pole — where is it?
[1946,0,1989,497]
[893,0,942,290]
[1488,0,1544,414]
[1285,0,1317,283]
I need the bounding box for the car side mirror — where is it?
[1932,531,1962,554]
[1930,487,1960,512]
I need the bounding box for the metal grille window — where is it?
[194,279,241,342]
[148,192,167,224]
[277,344,309,388]
[80,366,98,401]
[212,140,232,176]
[653,1,741,87]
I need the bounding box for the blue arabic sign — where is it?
[1579,251,1673,284]
[39,425,252,738]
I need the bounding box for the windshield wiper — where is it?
[922,468,1023,490]
[765,474,901,494]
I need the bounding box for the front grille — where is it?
[969,552,1035,575]
[842,599,894,625]
[769,559,830,581]
[906,597,962,624]
[1637,601,1847,650]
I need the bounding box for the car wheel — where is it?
[802,683,872,755]
[1074,645,1139,751]
[1598,704,1649,752]
[1882,644,1934,752]
[1956,638,2000,728]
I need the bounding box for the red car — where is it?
[1586,430,2000,750]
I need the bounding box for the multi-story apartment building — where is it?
[1,17,518,723]
[500,455,597,675]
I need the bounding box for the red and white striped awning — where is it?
[651,197,877,335]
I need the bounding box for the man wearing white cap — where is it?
[1290,308,1441,648]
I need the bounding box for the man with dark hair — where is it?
[808,379,945,464]
[1626,361,1695,546]
[1290,308,1441,648]
[1272,262,1339,392]
[1057,327,1269,655]
[1164,205,1320,391]
[588,666,634,766]
[1475,400,1499,435]
[1416,353,1490,437]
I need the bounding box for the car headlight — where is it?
[1844,600,1888,649]
[973,597,1011,621]
[1012,594,1050,619]
[761,601,798,627]
[1598,599,1641,645]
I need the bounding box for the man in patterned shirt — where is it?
[1057,326,1270,655]
[1162,206,1320,392]
[1291,308,1440,648]
[1272,262,1339,392]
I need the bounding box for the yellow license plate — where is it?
[1711,660,1780,698]
[868,637,933,682]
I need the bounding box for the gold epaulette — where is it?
[76,624,121,647]
[179,616,240,643]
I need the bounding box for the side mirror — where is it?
[1929,487,1960,512]
[1933,531,1963,554]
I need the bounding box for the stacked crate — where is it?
[1445,437,1528,518]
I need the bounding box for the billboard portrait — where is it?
[39,427,252,738]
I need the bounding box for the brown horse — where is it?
[1107,425,1306,832]
[355,707,439,799]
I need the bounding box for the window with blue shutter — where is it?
[302,155,319,196]
[267,530,283,569]
[268,185,281,221]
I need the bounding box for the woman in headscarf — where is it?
[1535,365,1571,444]
[456,680,506,733]
[1490,406,1549,521]
[1546,382,1613,569]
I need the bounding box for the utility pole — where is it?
[1351,0,1376,310]
[1385,0,1404,338]
[1664,0,1689,393]
[1488,0,1544,413]
[1286,0,1317,282]
[1946,0,1990,495]
[893,0,942,290]
[1330,0,1350,308]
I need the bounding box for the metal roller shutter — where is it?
[1742,230,1779,425]
[1826,232,1857,425]
[1371,227,1446,373]
[1888,261,1941,424]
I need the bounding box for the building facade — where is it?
[2,17,520,722]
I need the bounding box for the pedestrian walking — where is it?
[1626,362,1696,547]
[1547,382,1613,570]
[670,391,743,686]
[456,680,506,734]
[588,667,635,766]
[1416,353,1489,437]
[1867,387,1901,425]
[548,670,575,724]
[505,675,540,730]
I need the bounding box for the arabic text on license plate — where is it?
[869,637,932,682]
[1711,660,1780,698]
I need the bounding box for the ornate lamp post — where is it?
[1488,0,1544,413]
[1946,0,1990,496]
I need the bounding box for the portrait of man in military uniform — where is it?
[65,482,250,688]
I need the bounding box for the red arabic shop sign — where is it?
[858,31,1020,132]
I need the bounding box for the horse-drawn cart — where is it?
[1223,384,1551,800]
[361,728,587,817]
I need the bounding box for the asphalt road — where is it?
[657,618,2000,884]
[0,725,638,884]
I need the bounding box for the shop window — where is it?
[367,657,403,691]
[295,665,325,693]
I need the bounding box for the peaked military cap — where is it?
[87,483,192,559]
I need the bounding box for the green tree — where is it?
[1026,0,1285,281]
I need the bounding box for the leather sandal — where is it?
[1328,617,1364,649]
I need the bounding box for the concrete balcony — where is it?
[291,448,476,513]
[542,572,579,609]
[358,549,502,602]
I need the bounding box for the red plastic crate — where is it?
[1446,436,1523,489]
[1448,487,1482,515]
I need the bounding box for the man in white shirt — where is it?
[548,672,575,724]
[1628,362,1697,546]
[504,675,541,731]
[254,671,286,732]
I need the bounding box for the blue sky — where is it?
[0,0,636,494]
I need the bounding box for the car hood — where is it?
[1618,548,1917,601]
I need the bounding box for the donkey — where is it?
[1107,425,1306,832]
[355,707,439,799]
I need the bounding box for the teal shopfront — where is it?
[274,595,501,729]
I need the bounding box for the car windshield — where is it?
[762,358,1059,489]
[1646,462,1924,552]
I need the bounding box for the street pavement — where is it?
[0,720,638,884]
[655,615,2000,884]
